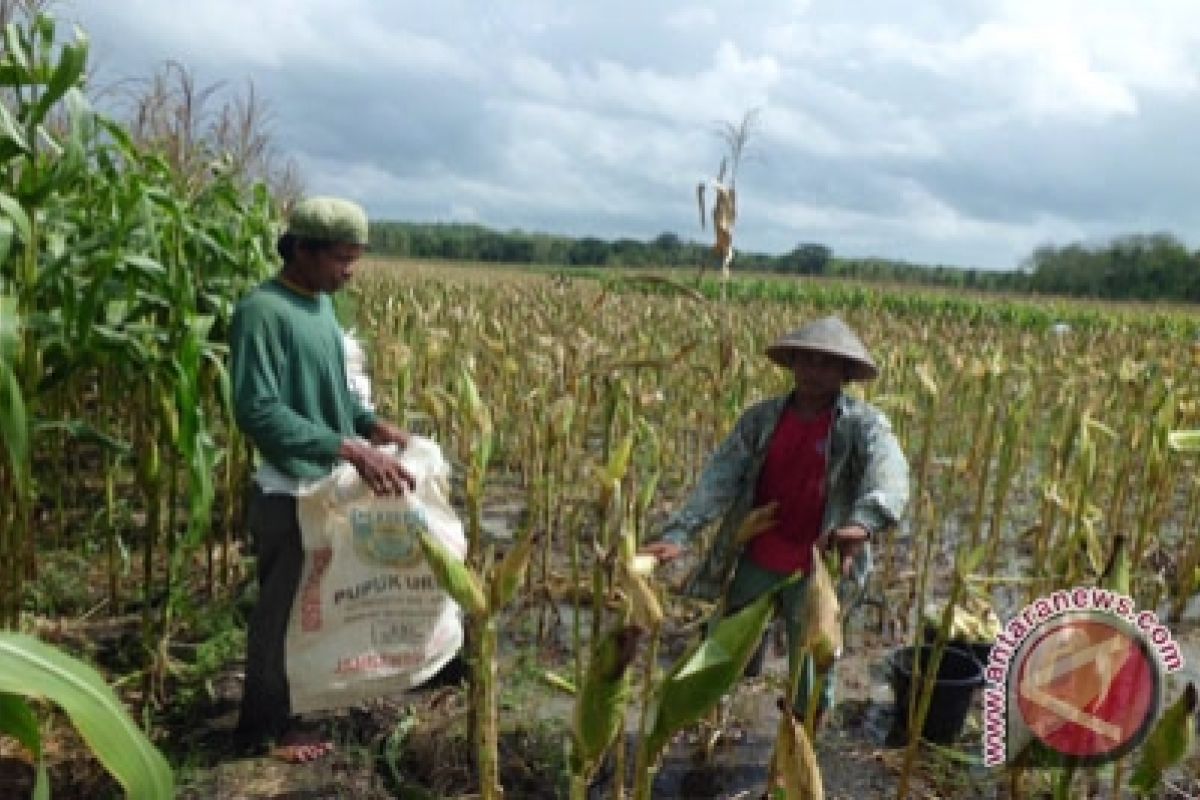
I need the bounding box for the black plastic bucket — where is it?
[887,644,983,745]
[921,625,993,672]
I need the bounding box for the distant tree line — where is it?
[369,222,1200,303]
[370,223,837,276]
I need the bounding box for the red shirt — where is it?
[746,406,833,574]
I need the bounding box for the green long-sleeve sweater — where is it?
[230,278,376,479]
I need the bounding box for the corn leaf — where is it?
[604,431,636,485]
[0,692,40,758]
[955,541,988,580]
[490,526,537,609]
[417,529,488,617]
[642,587,777,761]
[34,29,88,121]
[0,193,29,244]
[733,501,779,546]
[1129,683,1197,794]
[1099,535,1131,596]
[540,670,577,696]
[1168,430,1200,453]
[572,625,638,778]
[0,634,174,800]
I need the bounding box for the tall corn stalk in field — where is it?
[0,10,90,626]
[0,293,29,628]
[0,8,277,721]
[696,108,758,286]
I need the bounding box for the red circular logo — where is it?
[1014,615,1158,760]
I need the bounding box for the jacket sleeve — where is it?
[230,304,344,463]
[656,410,758,547]
[351,397,378,439]
[847,408,910,536]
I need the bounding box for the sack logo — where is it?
[350,506,426,568]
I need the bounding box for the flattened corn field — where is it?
[6,257,1200,800]
[341,259,1200,799]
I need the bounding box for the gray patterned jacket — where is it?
[658,391,910,602]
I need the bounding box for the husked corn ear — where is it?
[630,553,659,577]
[490,528,537,609]
[417,529,488,617]
[768,697,824,799]
[617,559,663,629]
[571,625,641,778]
[800,547,842,671]
[733,501,779,546]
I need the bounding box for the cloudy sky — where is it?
[67,1,1200,270]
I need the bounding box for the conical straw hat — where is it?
[765,315,878,381]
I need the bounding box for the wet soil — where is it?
[11,501,1200,799]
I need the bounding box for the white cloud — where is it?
[75,0,476,78]
[664,8,718,32]
[507,55,569,102]
[862,0,1200,122]
[66,1,1200,269]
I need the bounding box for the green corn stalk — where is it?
[903,362,940,642]
[897,541,987,799]
[983,388,1031,574]
[569,624,641,798]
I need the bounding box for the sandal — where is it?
[270,726,334,764]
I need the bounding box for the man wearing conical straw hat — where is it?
[644,315,910,729]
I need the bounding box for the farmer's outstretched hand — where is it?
[819,525,870,579]
[640,541,684,564]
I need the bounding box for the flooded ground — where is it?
[11,484,1200,799]
[170,510,1200,799]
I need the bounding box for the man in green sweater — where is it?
[230,196,413,762]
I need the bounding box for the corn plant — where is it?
[0,632,174,798]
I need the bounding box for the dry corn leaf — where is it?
[767,702,824,800]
